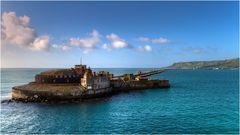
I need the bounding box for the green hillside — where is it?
[166,58,239,69]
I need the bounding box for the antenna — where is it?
[80,57,82,65]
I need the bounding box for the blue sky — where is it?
[1,1,239,68]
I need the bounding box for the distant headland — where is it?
[11,64,170,103]
[165,58,239,70]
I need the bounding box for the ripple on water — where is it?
[1,69,239,134]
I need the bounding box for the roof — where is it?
[39,69,76,76]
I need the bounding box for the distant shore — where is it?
[164,58,239,70]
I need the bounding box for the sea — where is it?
[0,68,239,134]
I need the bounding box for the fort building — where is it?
[35,64,87,84]
[12,64,170,102]
[81,69,111,90]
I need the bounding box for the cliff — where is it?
[165,58,239,69]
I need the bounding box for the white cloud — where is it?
[112,41,128,48]
[52,44,70,52]
[138,37,170,44]
[137,45,152,52]
[106,33,129,49]
[103,33,153,53]
[62,45,70,52]
[83,50,92,54]
[138,37,150,42]
[106,33,120,41]
[30,36,50,51]
[102,43,112,51]
[1,11,50,51]
[52,44,58,48]
[70,30,100,49]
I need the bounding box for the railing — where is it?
[135,69,165,77]
[113,69,166,78]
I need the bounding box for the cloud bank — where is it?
[1,12,50,51]
[1,12,168,54]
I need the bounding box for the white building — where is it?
[81,69,110,90]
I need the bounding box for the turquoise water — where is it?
[1,68,239,134]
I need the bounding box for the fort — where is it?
[11,64,170,102]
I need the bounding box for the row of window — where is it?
[37,75,80,79]
[94,78,109,83]
[41,79,73,83]
[54,75,80,78]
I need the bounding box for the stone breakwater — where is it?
[11,79,170,103]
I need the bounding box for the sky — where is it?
[1,1,239,68]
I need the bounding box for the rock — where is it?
[1,99,11,103]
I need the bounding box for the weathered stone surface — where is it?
[12,83,113,102]
[11,79,170,103]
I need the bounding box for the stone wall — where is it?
[12,85,112,102]
[112,79,170,92]
[35,74,81,84]
[93,76,110,90]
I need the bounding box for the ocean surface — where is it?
[1,68,239,134]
